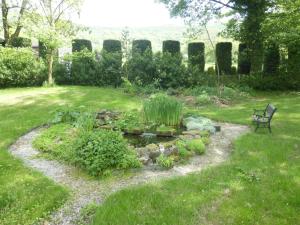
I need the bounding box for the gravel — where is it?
[9,122,249,225]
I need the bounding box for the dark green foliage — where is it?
[0,38,5,47]
[0,48,46,88]
[70,50,99,85]
[128,48,157,85]
[163,40,180,55]
[11,37,32,48]
[38,41,47,59]
[132,40,152,54]
[72,39,92,52]
[100,50,123,87]
[53,61,72,85]
[288,41,300,76]
[74,129,140,176]
[216,42,232,75]
[103,40,122,53]
[188,42,205,72]
[155,52,187,88]
[238,43,251,75]
[263,42,280,75]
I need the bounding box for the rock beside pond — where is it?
[163,145,179,157]
[183,116,216,134]
[96,109,120,125]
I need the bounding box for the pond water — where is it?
[124,133,177,147]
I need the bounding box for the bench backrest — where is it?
[266,104,277,121]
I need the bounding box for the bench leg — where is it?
[268,124,272,133]
[255,123,259,132]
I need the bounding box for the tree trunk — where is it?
[1,0,9,44]
[48,51,54,85]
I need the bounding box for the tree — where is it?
[28,0,82,86]
[0,0,30,45]
[159,0,274,74]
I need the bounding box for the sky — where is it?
[75,0,185,27]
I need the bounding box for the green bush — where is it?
[238,43,251,75]
[100,50,122,87]
[143,94,183,126]
[103,40,122,53]
[163,40,180,55]
[11,37,32,48]
[0,47,46,88]
[38,41,47,59]
[188,42,205,72]
[157,155,174,169]
[288,41,300,75]
[216,42,232,75]
[0,38,5,47]
[128,48,157,85]
[75,130,141,176]
[72,39,92,52]
[176,140,193,159]
[186,139,205,155]
[196,92,211,105]
[155,52,187,88]
[263,42,280,75]
[132,40,152,54]
[70,50,99,85]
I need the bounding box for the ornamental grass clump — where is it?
[143,94,183,126]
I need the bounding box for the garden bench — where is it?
[252,104,277,133]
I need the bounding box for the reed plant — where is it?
[143,94,183,126]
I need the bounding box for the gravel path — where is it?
[9,123,249,225]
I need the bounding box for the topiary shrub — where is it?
[216,42,232,75]
[238,43,251,75]
[0,47,46,88]
[263,41,280,75]
[132,40,152,54]
[74,129,141,176]
[288,41,300,75]
[103,40,122,53]
[72,39,92,52]
[163,40,180,55]
[11,37,32,48]
[188,42,205,72]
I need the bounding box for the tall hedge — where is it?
[188,42,205,72]
[72,39,92,52]
[103,40,121,53]
[238,43,251,75]
[216,42,232,75]
[163,40,180,55]
[132,40,152,54]
[11,37,32,48]
[263,42,280,75]
[288,41,300,75]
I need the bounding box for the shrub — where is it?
[263,41,280,75]
[143,94,183,126]
[75,130,140,176]
[196,92,211,105]
[100,50,122,87]
[38,41,47,59]
[72,39,92,52]
[11,37,32,48]
[53,60,72,85]
[70,50,99,85]
[0,38,5,47]
[176,140,193,159]
[128,48,157,85]
[0,47,46,88]
[188,42,205,72]
[162,40,180,55]
[238,43,251,75]
[103,40,122,53]
[186,139,205,155]
[132,40,152,54]
[157,154,174,169]
[216,42,232,75]
[155,52,187,88]
[288,41,300,75]
[207,66,215,75]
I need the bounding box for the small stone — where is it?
[139,156,151,166]
[163,146,179,157]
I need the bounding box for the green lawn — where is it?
[0,87,299,225]
[92,92,300,225]
[0,86,140,225]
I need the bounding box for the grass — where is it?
[0,87,299,225]
[0,86,140,225]
[91,92,300,225]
